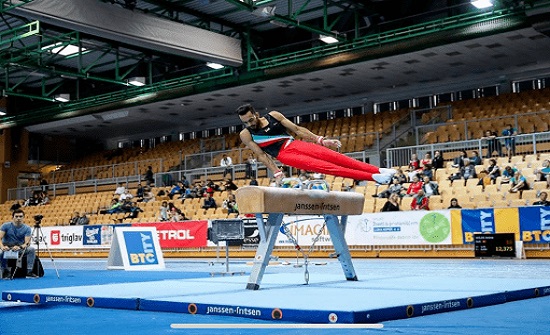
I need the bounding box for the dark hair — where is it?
[12,209,24,217]
[236,104,255,116]
[450,198,458,203]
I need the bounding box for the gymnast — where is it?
[237,104,396,184]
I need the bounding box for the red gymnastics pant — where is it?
[276,140,381,181]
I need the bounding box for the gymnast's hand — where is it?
[317,136,341,149]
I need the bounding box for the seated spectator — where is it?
[374,178,403,198]
[158,201,169,221]
[535,159,550,188]
[532,191,550,206]
[470,151,482,166]
[39,192,51,206]
[100,199,123,214]
[451,150,468,168]
[135,183,144,201]
[223,178,238,192]
[393,169,408,184]
[432,150,444,170]
[169,207,182,222]
[123,202,143,220]
[202,193,218,209]
[168,182,183,200]
[422,176,439,197]
[450,158,476,185]
[77,213,89,225]
[222,194,239,214]
[448,198,462,209]
[298,169,311,182]
[407,153,421,180]
[119,189,133,201]
[381,193,400,212]
[410,190,429,210]
[23,192,41,207]
[420,164,433,181]
[183,186,199,199]
[181,176,190,189]
[420,153,432,168]
[141,186,155,203]
[406,175,423,196]
[206,179,221,193]
[501,166,517,183]
[114,183,126,196]
[69,211,80,226]
[478,159,500,186]
[509,171,529,194]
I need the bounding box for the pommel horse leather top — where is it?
[235,186,364,216]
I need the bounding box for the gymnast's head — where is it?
[237,104,261,129]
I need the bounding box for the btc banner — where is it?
[346,210,453,245]
[518,206,550,243]
[455,208,520,244]
[133,221,208,248]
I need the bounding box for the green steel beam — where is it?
[248,5,530,70]
[0,67,237,127]
[0,20,39,47]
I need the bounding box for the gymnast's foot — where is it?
[379,168,397,176]
[372,174,392,185]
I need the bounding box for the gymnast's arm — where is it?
[269,111,341,149]
[239,129,281,174]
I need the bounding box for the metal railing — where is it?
[386,131,550,168]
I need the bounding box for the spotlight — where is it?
[206,62,224,70]
[471,0,493,9]
[127,77,146,86]
[54,94,70,102]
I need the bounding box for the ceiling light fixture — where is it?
[471,0,493,9]
[127,76,146,86]
[53,94,70,102]
[206,62,224,70]
[319,35,339,44]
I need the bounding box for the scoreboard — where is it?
[474,233,516,258]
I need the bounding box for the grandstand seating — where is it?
[6,88,550,226]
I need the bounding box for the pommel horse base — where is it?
[235,186,364,290]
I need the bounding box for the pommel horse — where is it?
[235,184,364,290]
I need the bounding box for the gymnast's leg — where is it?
[277,141,393,183]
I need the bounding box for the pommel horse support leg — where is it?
[235,186,364,290]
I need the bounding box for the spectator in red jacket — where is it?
[406,175,423,196]
[411,190,430,210]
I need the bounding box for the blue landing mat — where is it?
[3,269,550,324]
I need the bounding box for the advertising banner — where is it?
[276,215,333,247]
[518,206,550,243]
[133,221,208,248]
[346,210,453,245]
[459,209,495,244]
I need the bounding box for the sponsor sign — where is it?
[107,227,165,270]
[133,221,208,248]
[347,211,452,245]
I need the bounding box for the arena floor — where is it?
[1,257,549,335]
